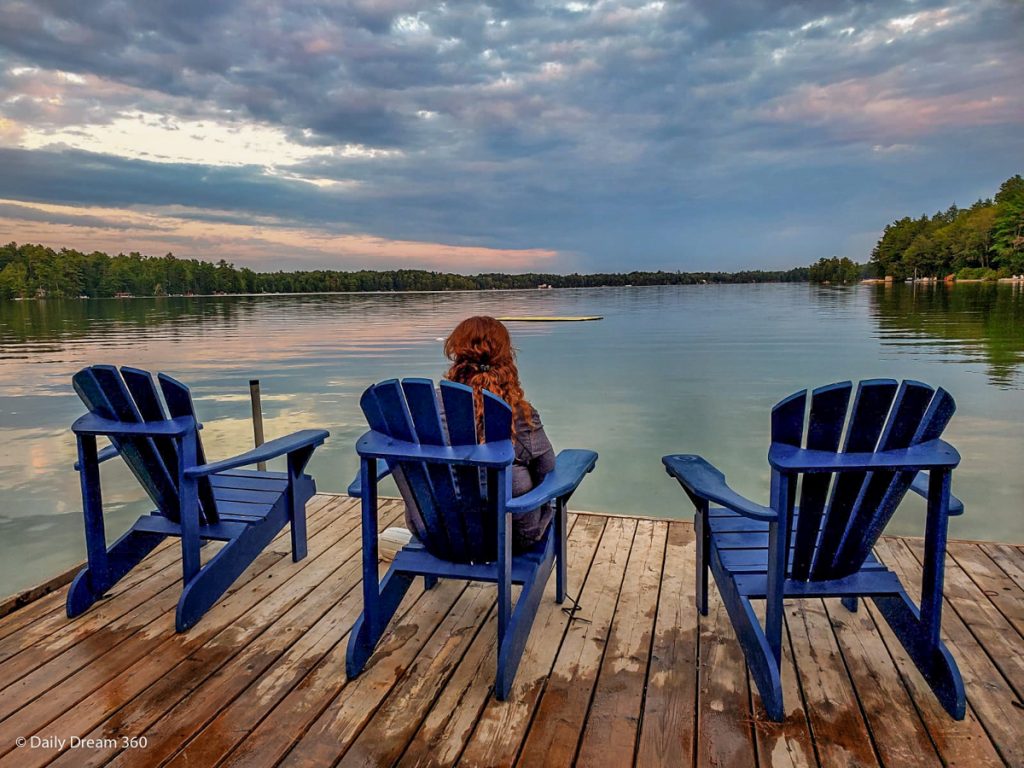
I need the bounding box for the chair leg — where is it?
[874,591,965,719]
[695,502,709,616]
[176,512,281,632]
[424,575,438,590]
[719,587,784,721]
[67,527,165,618]
[346,566,416,677]
[555,499,567,604]
[842,596,859,612]
[872,467,965,720]
[287,456,310,562]
[496,557,550,700]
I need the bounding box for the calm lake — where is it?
[1,283,1022,596]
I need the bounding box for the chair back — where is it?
[771,379,955,581]
[359,378,513,563]
[72,365,219,524]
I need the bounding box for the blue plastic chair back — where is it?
[72,365,219,524]
[771,379,955,581]
[359,378,513,563]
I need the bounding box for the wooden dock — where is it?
[0,494,1022,767]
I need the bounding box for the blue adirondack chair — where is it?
[663,379,966,722]
[345,379,598,699]
[68,365,329,632]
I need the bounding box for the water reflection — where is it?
[869,282,1024,389]
[0,285,1022,596]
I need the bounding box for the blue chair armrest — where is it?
[72,413,198,438]
[662,454,777,522]
[506,449,598,515]
[347,462,394,498]
[73,443,120,471]
[355,430,515,468]
[768,439,960,473]
[185,429,329,478]
[909,471,965,516]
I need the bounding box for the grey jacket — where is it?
[509,408,557,550]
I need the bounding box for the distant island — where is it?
[0,241,809,300]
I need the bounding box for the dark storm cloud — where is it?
[0,0,1022,270]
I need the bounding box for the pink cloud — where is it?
[0,200,561,272]
[757,75,1024,143]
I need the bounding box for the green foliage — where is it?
[869,175,1023,279]
[808,257,860,284]
[0,242,811,301]
[0,262,29,299]
[991,175,1024,273]
[955,267,1000,281]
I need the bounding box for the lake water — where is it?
[1,283,1022,596]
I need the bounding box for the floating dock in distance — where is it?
[496,315,603,322]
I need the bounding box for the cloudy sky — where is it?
[0,1,1021,273]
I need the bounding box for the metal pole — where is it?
[249,379,267,471]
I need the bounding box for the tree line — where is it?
[869,174,1024,280]
[0,241,809,300]
[807,257,867,285]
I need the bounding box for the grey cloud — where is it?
[0,0,1022,270]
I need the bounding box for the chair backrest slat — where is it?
[831,385,955,574]
[828,380,935,576]
[402,379,468,556]
[359,382,418,535]
[121,367,180,499]
[790,382,851,580]
[73,365,181,521]
[769,389,805,570]
[157,373,219,524]
[771,379,955,583]
[810,378,898,579]
[370,380,452,560]
[440,381,489,552]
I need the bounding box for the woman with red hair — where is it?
[443,315,556,551]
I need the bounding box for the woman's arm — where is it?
[520,409,556,481]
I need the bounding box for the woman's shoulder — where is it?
[516,403,545,432]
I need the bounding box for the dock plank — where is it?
[875,538,1023,767]
[635,522,699,768]
[905,538,1024,700]
[980,543,1024,595]
[750,611,817,768]
[0,498,345,765]
[397,515,598,768]
[824,596,941,767]
[216,566,433,767]
[453,514,607,768]
[276,579,470,767]
[697,588,757,768]
[575,519,666,768]
[514,516,638,768]
[53,502,393,768]
[948,541,1024,641]
[158,507,404,768]
[785,599,880,768]
[0,496,1017,768]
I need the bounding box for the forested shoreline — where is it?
[869,174,1024,280]
[0,241,808,300]
[2,173,1019,299]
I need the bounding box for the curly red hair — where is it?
[444,316,533,435]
